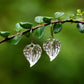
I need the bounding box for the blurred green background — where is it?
[0,0,84,84]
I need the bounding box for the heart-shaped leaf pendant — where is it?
[43,39,61,61]
[23,43,42,67]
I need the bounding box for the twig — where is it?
[0,19,84,44]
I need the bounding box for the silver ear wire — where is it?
[30,28,33,44]
[50,23,53,40]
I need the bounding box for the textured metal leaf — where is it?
[23,43,42,67]
[77,23,84,33]
[43,39,61,61]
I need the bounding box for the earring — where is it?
[23,28,42,67]
[43,23,61,61]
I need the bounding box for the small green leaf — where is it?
[20,22,33,29]
[63,17,70,21]
[0,31,10,37]
[82,11,84,15]
[54,12,64,19]
[53,23,62,33]
[70,14,75,18]
[77,9,81,14]
[25,32,30,37]
[16,23,23,32]
[35,25,45,39]
[77,23,84,33]
[76,13,81,16]
[74,18,83,21]
[9,33,22,45]
[35,16,43,24]
[43,16,53,23]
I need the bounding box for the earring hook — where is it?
[50,23,53,40]
[30,28,33,44]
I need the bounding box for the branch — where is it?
[0,19,84,44]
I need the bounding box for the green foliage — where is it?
[54,12,64,19]
[1,9,84,45]
[77,9,81,14]
[63,17,70,21]
[24,32,30,37]
[0,31,10,37]
[70,14,75,19]
[16,23,23,32]
[53,23,62,33]
[82,11,84,15]
[20,22,33,29]
[9,33,22,45]
[76,9,83,19]
[35,16,44,24]
[77,23,84,33]
[35,25,45,39]
[43,17,53,23]
[35,16,53,23]
[74,17,83,21]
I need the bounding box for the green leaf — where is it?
[63,17,70,21]
[54,12,64,19]
[53,23,62,33]
[35,25,45,39]
[9,33,22,45]
[0,31,10,37]
[43,16,53,23]
[74,18,83,21]
[20,22,33,29]
[70,14,75,18]
[77,9,81,14]
[82,11,84,15]
[77,23,84,33]
[16,23,23,32]
[76,13,81,16]
[24,32,30,37]
[35,16,43,24]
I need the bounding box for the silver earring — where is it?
[43,23,61,61]
[23,28,42,67]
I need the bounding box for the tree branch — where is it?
[0,19,84,44]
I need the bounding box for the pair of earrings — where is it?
[23,24,61,67]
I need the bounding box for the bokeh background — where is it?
[0,0,84,84]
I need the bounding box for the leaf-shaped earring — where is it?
[23,28,42,67]
[43,23,61,61]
